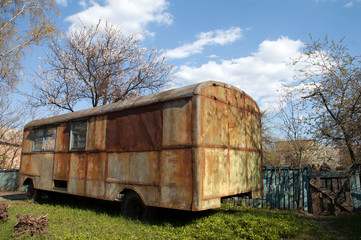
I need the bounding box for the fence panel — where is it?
[350,165,361,211]
[240,166,310,211]
[0,169,20,191]
[307,164,361,215]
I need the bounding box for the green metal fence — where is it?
[0,169,20,191]
[241,165,361,213]
[241,166,311,211]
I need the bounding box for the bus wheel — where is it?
[26,181,41,201]
[121,192,151,221]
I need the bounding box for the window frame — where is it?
[32,126,57,152]
[69,120,88,151]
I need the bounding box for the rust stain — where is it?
[53,153,70,180]
[55,123,70,152]
[87,115,107,151]
[19,81,263,212]
[106,104,162,152]
[22,130,33,153]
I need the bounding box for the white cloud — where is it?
[55,0,68,7]
[174,36,304,109]
[344,1,353,7]
[79,0,87,8]
[166,27,242,59]
[65,0,173,35]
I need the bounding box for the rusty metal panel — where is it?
[20,154,41,176]
[246,111,261,151]
[39,153,54,190]
[229,150,247,194]
[247,152,263,191]
[202,148,229,199]
[245,95,260,113]
[225,87,245,108]
[68,153,87,195]
[160,149,192,209]
[202,84,228,103]
[55,123,70,152]
[106,104,162,151]
[201,96,229,146]
[86,152,106,198]
[19,81,263,212]
[229,105,246,149]
[107,151,159,185]
[53,153,70,180]
[191,147,221,211]
[86,115,106,151]
[162,99,192,147]
[22,130,33,153]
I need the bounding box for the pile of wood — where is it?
[12,213,49,237]
[0,204,10,222]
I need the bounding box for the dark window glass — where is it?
[70,121,87,150]
[33,127,57,151]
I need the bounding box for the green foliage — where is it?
[0,195,344,240]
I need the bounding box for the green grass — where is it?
[0,194,356,239]
[323,213,361,239]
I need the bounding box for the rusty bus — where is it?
[19,81,263,219]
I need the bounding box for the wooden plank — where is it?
[302,168,308,211]
[275,169,280,209]
[280,169,285,209]
[266,169,272,208]
[311,177,354,213]
[261,169,267,208]
[309,171,349,179]
[271,168,276,209]
[284,169,290,209]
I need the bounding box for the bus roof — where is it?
[24,81,252,129]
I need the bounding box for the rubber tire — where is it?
[121,192,152,221]
[26,181,42,201]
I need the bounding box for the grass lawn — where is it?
[0,193,359,239]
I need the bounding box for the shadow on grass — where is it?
[35,192,217,226]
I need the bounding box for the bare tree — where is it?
[0,96,24,169]
[27,20,175,113]
[277,90,314,167]
[292,35,361,163]
[0,0,58,89]
[261,110,281,166]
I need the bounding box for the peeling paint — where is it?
[19,81,263,211]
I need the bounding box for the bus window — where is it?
[33,126,57,151]
[70,120,87,150]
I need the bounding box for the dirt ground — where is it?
[295,211,350,240]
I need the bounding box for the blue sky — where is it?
[20,0,361,113]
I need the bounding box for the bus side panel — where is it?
[53,153,70,181]
[22,130,33,153]
[107,152,159,185]
[106,151,160,203]
[87,115,107,151]
[160,149,192,210]
[55,123,70,152]
[162,99,192,147]
[229,150,247,194]
[20,154,41,177]
[106,104,162,152]
[86,152,107,198]
[38,153,54,190]
[68,153,87,196]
